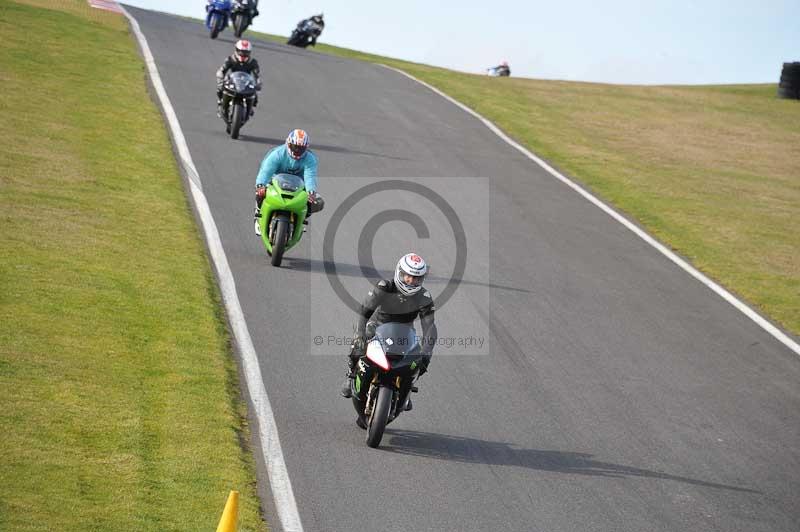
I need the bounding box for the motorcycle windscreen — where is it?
[228,72,256,94]
[373,323,419,356]
[226,71,256,94]
[273,173,305,192]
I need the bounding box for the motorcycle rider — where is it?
[207,0,259,17]
[490,61,511,77]
[310,13,325,29]
[253,129,324,236]
[340,253,437,412]
[298,13,325,45]
[216,39,261,119]
[237,0,259,17]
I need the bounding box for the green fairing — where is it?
[258,174,308,256]
[355,374,362,394]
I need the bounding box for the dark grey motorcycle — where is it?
[350,323,425,448]
[220,71,258,139]
[287,19,322,48]
[231,0,256,38]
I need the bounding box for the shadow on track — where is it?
[238,135,410,161]
[216,36,346,62]
[383,430,760,494]
[251,40,316,57]
[282,258,531,294]
[229,38,311,57]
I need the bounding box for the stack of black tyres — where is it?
[778,62,800,99]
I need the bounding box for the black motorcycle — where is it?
[231,0,256,38]
[220,71,258,139]
[350,323,425,448]
[287,19,322,48]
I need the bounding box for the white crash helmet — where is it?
[234,39,253,63]
[394,253,427,295]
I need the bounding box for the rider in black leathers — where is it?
[216,39,262,117]
[340,254,437,407]
[242,0,259,17]
[207,0,259,16]
[491,61,511,77]
[299,13,325,45]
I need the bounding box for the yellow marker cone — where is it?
[216,490,239,532]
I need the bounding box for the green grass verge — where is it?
[0,1,266,530]
[246,28,800,335]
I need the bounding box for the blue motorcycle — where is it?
[205,0,232,39]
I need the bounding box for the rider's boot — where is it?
[250,95,258,117]
[253,207,262,236]
[404,385,419,411]
[340,358,355,398]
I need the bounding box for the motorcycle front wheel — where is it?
[230,102,245,139]
[270,216,289,267]
[210,14,222,39]
[234,14,249,37]
[366,386,392,448]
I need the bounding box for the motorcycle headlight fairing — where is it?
[366,340,390,370]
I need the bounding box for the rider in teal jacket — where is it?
[254,129,323,235]
[255,142,318,191]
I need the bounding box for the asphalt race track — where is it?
[127,7,800,532]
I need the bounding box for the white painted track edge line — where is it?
[378,64,800,357]
[120,7,304,531]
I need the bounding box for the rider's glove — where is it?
[255,185,267,199]
[351,334,367,356]
[307,191,318,204]
[417,355,431,376]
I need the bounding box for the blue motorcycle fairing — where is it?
[205,0,232,29]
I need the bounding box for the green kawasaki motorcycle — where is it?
[257,173,308,267]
